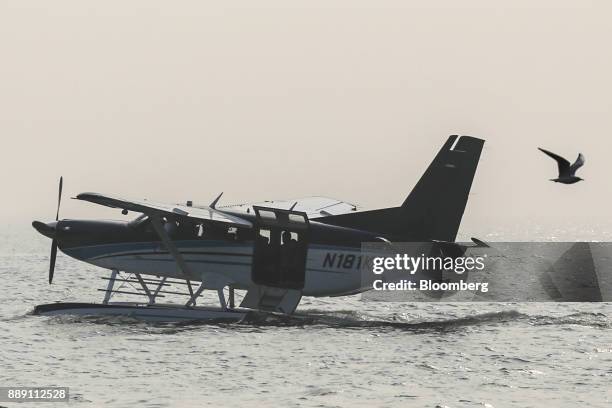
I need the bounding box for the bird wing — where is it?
[569,153,585,174]
[538,147,571,177]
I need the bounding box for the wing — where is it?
[75,192,253,228]
[538,148,570,176]
[569,153,585,173]
[220,196,359,218]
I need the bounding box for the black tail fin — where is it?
[316,135,484,241]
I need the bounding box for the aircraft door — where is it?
[252,206,309,290]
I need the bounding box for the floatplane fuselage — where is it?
[34,213,377,297]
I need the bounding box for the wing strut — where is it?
[185,282,207,307]
[150,215,195,299]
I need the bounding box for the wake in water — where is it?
[241,309,528,331]
[31,308,612,332]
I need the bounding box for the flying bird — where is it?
[538,148,585,184]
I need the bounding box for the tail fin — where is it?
[316,135,484,241]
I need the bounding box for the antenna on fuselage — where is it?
[210,192,223,209]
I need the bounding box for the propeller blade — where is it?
[56,176,63,221]
[49,239,58,284]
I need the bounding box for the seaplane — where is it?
[31,135,484,322]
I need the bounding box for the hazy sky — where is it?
[2,1,611,236]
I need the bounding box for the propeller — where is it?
[49,240,58,284]
[49,176,63,284]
